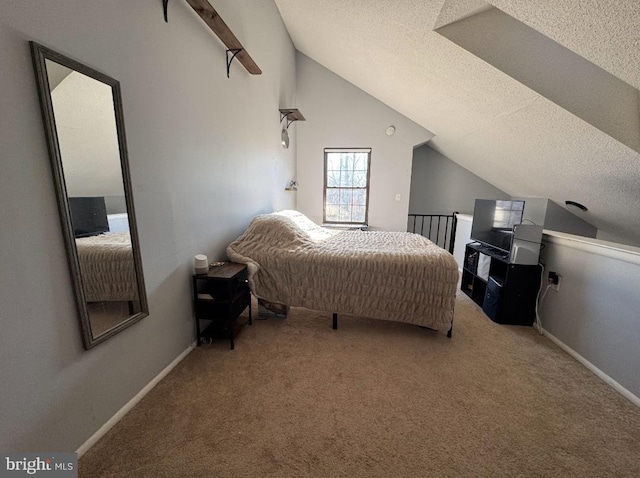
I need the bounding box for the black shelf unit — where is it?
[192,262,252,350]
[461,242,541,326]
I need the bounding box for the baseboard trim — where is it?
[76,343,195,457]
[542,329,640,408]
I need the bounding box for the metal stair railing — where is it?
[407,212,459,254]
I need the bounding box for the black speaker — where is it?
[483,276,504,322]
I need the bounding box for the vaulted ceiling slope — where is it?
[274,0,640,247]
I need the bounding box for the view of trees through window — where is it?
[324,148,371,224]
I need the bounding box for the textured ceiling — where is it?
[274,0,640,247]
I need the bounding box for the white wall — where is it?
[409,145,509,215]
[0,0,296,452]
[295,53,433,231]
[540,233,640,400]
[543,200,597,238]
[517,197,597,238]
[453,214,473,270]
[52,71,124,197]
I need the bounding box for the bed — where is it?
[226,210,459,335]
[75,231,139,302]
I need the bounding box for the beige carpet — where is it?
[80,293,640,477]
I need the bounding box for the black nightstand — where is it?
[192,262,252,350]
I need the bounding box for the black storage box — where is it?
[482,276,504,322]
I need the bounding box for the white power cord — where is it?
[534,263,552,335]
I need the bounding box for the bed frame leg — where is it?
[332,313,338,330]
[447,324,453,338]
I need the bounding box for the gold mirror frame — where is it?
[30,41,148,349]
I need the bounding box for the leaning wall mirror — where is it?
[30,41,148,349]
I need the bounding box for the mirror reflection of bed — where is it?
[70,197,141,337]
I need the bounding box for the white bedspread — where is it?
[227,211,458,331]
[76,232,138,302]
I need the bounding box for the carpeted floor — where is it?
[80,292,640,477]
[87,301,136,336]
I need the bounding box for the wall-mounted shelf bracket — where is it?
[163,1,261,77]
[183,0,262,77]
[163,0,169,22]
[226,48,243,78]
[279,109,306,129]
[280,112,294,129]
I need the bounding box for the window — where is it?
[324,148,371,225]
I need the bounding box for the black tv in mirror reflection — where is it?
[69,196,109,238]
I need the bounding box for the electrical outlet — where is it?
[548,271,561,291]
[395,193,401,201]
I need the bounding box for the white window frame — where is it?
[323,148,372,226]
